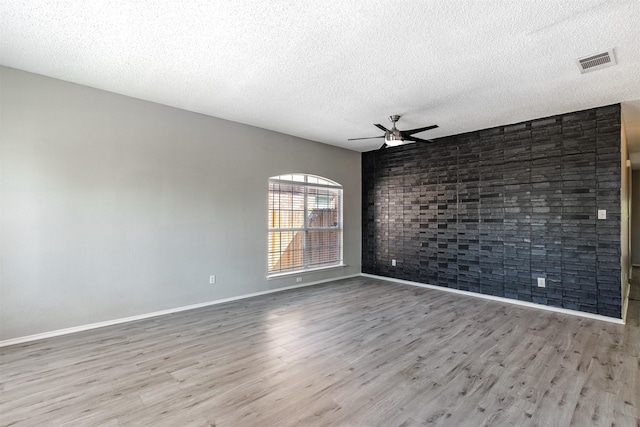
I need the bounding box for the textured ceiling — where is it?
[1,0,639,153]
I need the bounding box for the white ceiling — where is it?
[1,0,639,153]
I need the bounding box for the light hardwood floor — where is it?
[1,276,639,426]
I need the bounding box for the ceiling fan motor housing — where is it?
[385,115,404,145]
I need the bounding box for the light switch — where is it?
[597,209,606,220]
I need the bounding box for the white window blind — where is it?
[268,174,343,276]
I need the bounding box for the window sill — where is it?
[267,264,347,280]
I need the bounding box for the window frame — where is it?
[267,174,344,278]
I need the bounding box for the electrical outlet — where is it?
[597,209,606,220]
[392,259,397,267]
[537,277,546,288]
[296,277,302,283]
[209,275,216,284]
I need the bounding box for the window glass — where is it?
[268,174,343,275]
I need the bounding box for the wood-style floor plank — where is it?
[1,275,639,426]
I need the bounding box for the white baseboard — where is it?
[0,274,360,347]
[2,271,622,347]
[361,273,625,325]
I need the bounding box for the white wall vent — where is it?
[577,49,616,74]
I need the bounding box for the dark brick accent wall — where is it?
[362,104,622,318]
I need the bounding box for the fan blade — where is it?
[374,124,390,132]
[402,124,438,135]
[347,135,385,141]
[404,136,433,143]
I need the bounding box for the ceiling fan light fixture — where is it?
[385,132,404,146]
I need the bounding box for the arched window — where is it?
[268,174,343,276]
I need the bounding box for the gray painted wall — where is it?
[633,172,640,266]
[0,66,362,341]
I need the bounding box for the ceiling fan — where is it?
[349,115,438,149]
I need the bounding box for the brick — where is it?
[361,105,622,318]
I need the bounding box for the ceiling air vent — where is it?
[577,49,616,74]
